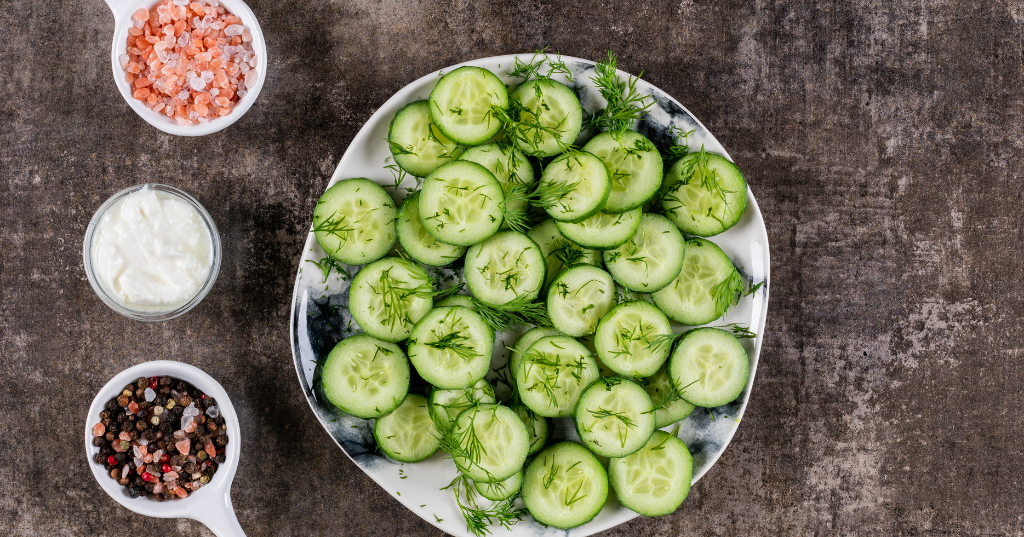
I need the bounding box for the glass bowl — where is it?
[83,183,222,321]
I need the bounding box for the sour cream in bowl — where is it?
[83,184,221,321]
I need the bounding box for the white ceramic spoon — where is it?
[85,360,245,536]
[104,0,268,136]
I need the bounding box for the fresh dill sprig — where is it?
[713,322,757,339]
[305,256,347,284]
[711,267,745,317]
[490,100,576,156]
[498,183,532,234]
[471,295,551,332]
[427,331,478,360]
[585,51,653,135]
[384,158,410,192]
[553,241,587,268]
[531,176,582,210]
[645,332,681,354]
[312,212,354,243]
[441,473,526,537]
[370,267,431,330]
[660,124,694,164]
[506,48,573,83]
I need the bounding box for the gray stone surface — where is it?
[2,0,1023,535]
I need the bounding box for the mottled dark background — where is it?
[2,0,1023,535]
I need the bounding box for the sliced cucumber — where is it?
[594,300,673,378]
[661,150,748,236]
[408,306,494,390]
[575,377,656,458]
[396,191,467,266]
[458,143,535,230]
[313,178,397,266]
[429,66,509,146]
[436,294,477,310]
[475,469,523,502]
[513,402,550,456]
[539,151,611,223]
[555,207,641,250]
[388,100,463,177]
[651,237,737,325]
[582,130,663,213]
[608,431,692,517]
[428,379,497,431]
[642,363,696,428]
[522,441,608,529]
[547,265,616,337]
[451,404,529,483]
[373,394,440,463]
[668,328,749,408]
[321,334,410,419]
[508,326,562,388]
[526,218,601,291]
[604,213,685,293]
[419,160,504,246]
[464,231,546,306]
[349,257,433,342]
[516,336,599,418]
[508,79,583,157]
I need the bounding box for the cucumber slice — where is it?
[508,79,583,157]
[475,470,523,502]
[388,100,463,177]
[516,336,600,418]
[428,379,496,430]
[594,300,673,378]
[603,213,685,293]
[661,150,748,237]
[458,143,535,230]
[575,377,656,458]
[313,178,397,266]
[608,431,692,517]
[547,265,616,337]
[349,257,433,342]
[407,306,495,390]
[668,328,749,408]
[396,191,467,266]
[464,231,546,306]
[555,207,641,250]
[436,294,477,310]
[651,237,736,325]
[526,218,601,291]
[513,402,551,456]
[508,326,562,388]
[373,394,440,463]
[642,363,696,428]
[582,130,663,213]
[451,404,530,483]
[321,334,410,419]
[429,66,509,146]
[522,441,608,529]
[419,160,504,246]
[539,151,611,223]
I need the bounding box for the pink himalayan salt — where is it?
[153,482,164,494]
[175,438,190,456]
[121,0,258,125]
[92,423,105,437]
[173,487,188,499]
[119,431,131,442]
[204,442,217,459]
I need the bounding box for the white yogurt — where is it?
[92,187,213,310]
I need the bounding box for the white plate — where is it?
[289,54,771,536]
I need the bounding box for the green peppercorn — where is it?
[196,450,207,462]
[166,400,175,410]
[199,475,210,485]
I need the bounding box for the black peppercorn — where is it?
[159,386,171,395]
[106,399,118,411]
[135,420,148,431]
[92,437,104,447]
[214,454,225,464]
[127,487,141,499]
[93,453,105,464]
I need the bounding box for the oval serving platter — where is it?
[290,54,771,536]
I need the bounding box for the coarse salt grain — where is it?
[121,0,257,125]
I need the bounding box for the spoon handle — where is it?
[194,490,247,537]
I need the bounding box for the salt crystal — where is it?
[134,19,144,29]
[244,70,256,90]
[210,88,219,97]
[122,465,130,479]
[201,15,213,28]
[177,32,190,48]
[211,21,225,30]
[236,89,246,98]
[138,438,149,447]
[118,54,130,69]
[242,29,251,43]
[144,387,156,401]
[134,456,143,467]
[225,24,243,36]
[173,430,186,439]
[190,76,205,91]
[153,483,164,494]
[200,70,214,83]
[177,90,190,100]
[173,0,188,5]
[133,445,143,458]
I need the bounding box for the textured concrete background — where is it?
[2,0,1023,535]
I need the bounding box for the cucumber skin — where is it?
[668,327,750,408]
[651,237,735,325]
[661,152,748,237]
[396,191,466,267]
[418,160,504,246]
[582,130,664,214]
[573,377,656,458]
[429,66,509,146]
[540,151,612,223]
[509,79,583,158]
[388,100,463,177]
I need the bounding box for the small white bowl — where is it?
[85,361,245,536]
[105,0,268,136]
[82,183,222,322]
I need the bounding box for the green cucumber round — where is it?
[668,327,749,408]
[349,257,433,342]
[651,237,737,325]
[603,213,685,293]
[388,100,463,177]
[373,394,440,463]
[419,160,504,246]
[555,207,642,250]
[574,377,656,458]
[508,79,583,157]
[522,441,608,529]
[660,150,748,236]
[582,130,663,213]
[608,431,692,516]
[313,178,397,266]
[396,191,467,266]
[321,334,410,419]
[429,66,509,146]
[407,306,494,390]
[594,300,673,378]
[538,151,611,223]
